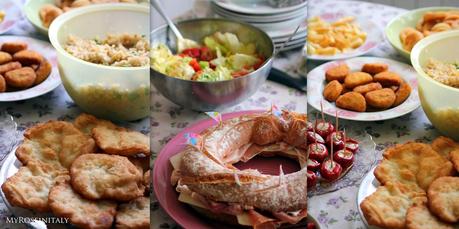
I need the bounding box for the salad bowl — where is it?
[150,18,274,111]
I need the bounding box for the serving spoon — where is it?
[151,0,199,52]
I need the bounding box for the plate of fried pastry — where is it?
[0,113,150,229]
[358,136,459,229]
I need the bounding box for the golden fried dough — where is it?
[374,71,404,87]
[360,182,427,229]
[92,126,150,156]
[428,176,459,223]
[325,63,350,82]
[4,67,36,88]
[34,59,52,85]
[70,154,144,201]
[361,62,388,75]
[374,142,454,191]
[0,51,12,64]
[13,50,44,66]
[451,149,459,173]
[431,136,459,159]
[393,82,412,107]
[323,80,343,102]
[336,92,366,112]
[1,42,27,54]
[406,204,455,229]
[344,72,373,89]
[400,28,424,51]
[49,181,117,229]
[353,82,382,95]
[365,88,396,109]
[74,113,116,136]
[24,121,96,168]
[39,4,63,28]
[115,196,150,229]
[1,162,69,212]
[0,75,5,92]
[0,61,21,75]
[15,139,62,169]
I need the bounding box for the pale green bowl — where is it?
[385,7,459,60]
[24,0,52,35]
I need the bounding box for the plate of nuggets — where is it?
[0,36,61,102]
[358,136,459,229]
[0,113,151,229]
[307,57,420,121]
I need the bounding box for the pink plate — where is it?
[153,110,302,228]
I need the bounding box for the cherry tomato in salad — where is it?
[189,59,201,72]
[199,47,215,61]
[181,48,201,59]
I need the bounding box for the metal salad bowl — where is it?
[150,18,274,111]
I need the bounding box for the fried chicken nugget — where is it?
[393,82,412,107]
[92,126,150,156]
[361,62,388,75]
[365,88,396,109]
[115,196,150,229]
[431,136,459,159]
[74,113,116,136]
[70,154,144,201]
[0,61,21,75]
[39,4,63,28]
[360,182,427,229]
[353,82,382,95]
[34,59,52,85]
[13,50,44,66]
[323,80,343,102]
[24,121,96,168]
[4,67,36,89]
[428,176,459,223]
[49,180,117,229]
[0,51,12,64]
[335,92,366,112]
[344,72,373,89]
[1,42,27,54]
[406,204,455,229]
[325,63,350,82]
[1,162,69,212]
[0,75,5,92]
[374,71,404,87]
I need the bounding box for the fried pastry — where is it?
[74,113,116,136]
[360,182,427,229]
[431,136,459,159]
[0,61,21,75]
[39,4,63,28]
[0,75,5,92]
[1,162,69,212]
[406,204,455,229]
[451,149,459,173]
[49,181,117,229]
[353,82,382,95]
[393,82,412,107]
[24,121,96,168]
[336,92,366,112]
[115,196,149,229]
[92,126,150,156]
[374,71,404,87]
[15,139,63,169]
[143,170,150,191]
[400,28,424,51]
[4,67,36,88]
[70,154,144,201]
[325,63,350,82]
[428,176,459,223]
[365,88,396,109]
[1,42,28,54]
[344,72,373,89]
[0,51,12,64]
[34,59,52,85]
[361,62,388,75]
[323,80,343,102]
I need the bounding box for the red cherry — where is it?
[306,121,314,131]
[326,131,345,151]
[333,149,355,169]
[308,143,328,162]
[345,138,359,153]
[307,170,317,188]
[320,159,342,182]
[315,121,335,138]
[307,158,321,171]
[307,131,325,145]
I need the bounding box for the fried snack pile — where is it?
[400,11,459,51]
[39,0,141,28]
[0,42,52,93]
[360,136,459,229]
[307,16,367,55]
[323,62,411,112]
[1,113,150,229]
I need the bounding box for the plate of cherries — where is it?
[306,113,378,196]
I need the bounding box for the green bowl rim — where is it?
[48,4,150,71]
[411,29,459,93]
[24,0,50,33]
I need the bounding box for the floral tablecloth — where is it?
[307,1,442,228]
[0,1,149,229]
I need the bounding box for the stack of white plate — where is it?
[211,0,307,51]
